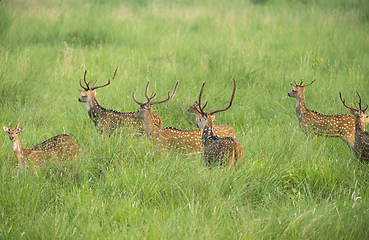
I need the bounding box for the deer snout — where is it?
[78,97,82,103]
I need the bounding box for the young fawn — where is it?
[78,67,162,135]
[195,79,243,168]
[288,79,355,147]
[132,81,203,154]
[3,123,82,168]
[340,92,369,161]
[187,101,236,139]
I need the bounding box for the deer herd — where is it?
[3,68,369,171]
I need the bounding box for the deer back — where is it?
[25,144,82,167]
[31,134,77,150]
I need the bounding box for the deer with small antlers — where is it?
[288,79,356,147]
[3,123,82,168]
[78,67,162,135]
[340,92,369,161]
[195,79,243,168]
[132,81,203,154]
[187,101,236,139]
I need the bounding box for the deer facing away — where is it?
[78,67,162,135]
[340,92,369,161]
[288,79,356,147]
[187,101,236,139]
[195,79,243,168]
[3,123,82,168]
[132,81,203,154]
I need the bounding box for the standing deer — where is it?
[78,67,162,135]
[132,81,203,154]
[187,101,236,139]
[288,79,356,147]
[31,134,77,150]
[340,92,369,161]
[195,79,243,168]
[3,123,82,168]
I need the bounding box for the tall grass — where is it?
[1,0,369,239]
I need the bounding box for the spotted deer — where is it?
[78,67,162,135]
[195,79,243,168]
[3,123,82,168]
[288,79,356,147]
[31,134,77,150]
[340,92,369,161]
[187,101,236,139]
[132,81,203,154]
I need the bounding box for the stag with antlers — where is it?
[288,79,356,147]
[187,101,236,139]
[195,79,243,168]
[340,92,369,161]
[132,81,204,154]
[78,67,162,135]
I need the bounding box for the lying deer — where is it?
[187,101,236,139]
[78,67,162,135]
[340,92,369,161]
[31,134,77,150]
[132,81,203,154]
[195,79,243,168]
[3,123,82,168]
[288,79,355,147]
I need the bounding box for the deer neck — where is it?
[86,97,104,124]
[201,120,215,146]
[295,94,308,117]
[141,110,161,140]
[355,119,366,134]
[11,137,28,163]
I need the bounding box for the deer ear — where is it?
[3,126,9,132]
[210,114,216,121]
[18,126,24,133]
[350,109,358,116]
[79,89,86,95]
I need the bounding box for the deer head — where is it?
[3,122,24,143]
[288,79,316,98]
[196,79,236,130]
[187,101,216,123]
[78,67,118,105]
[340,92,369,124]
[132,81,179,120]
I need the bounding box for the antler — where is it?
[340,92,360,112]
[355,92,368,112]
[91,67,118,90]
[132,81,179,106]
[197,82,207,114]
[132,81,157,106]
[209,79,236,115]
[79,67,118,91]
[79,70,91,91]
[294,79,316,87]
[149,81,179,106]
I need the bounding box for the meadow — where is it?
[1,0,369,238]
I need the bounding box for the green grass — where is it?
[1,0,369,239]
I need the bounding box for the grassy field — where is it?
[1,0,369,239]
